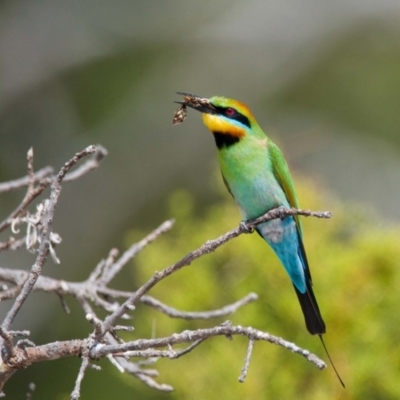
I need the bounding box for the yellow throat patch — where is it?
[202,114,246,138]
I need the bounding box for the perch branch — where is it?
[90,322,326,369]
[0,145,333,396]
[0,323,325,388]
[101,207,331,334]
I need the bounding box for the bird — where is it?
[174,92,325,335]
[173,93,345,386]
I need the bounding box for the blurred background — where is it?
[1,0,400,398]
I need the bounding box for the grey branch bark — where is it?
[1,146,98,332]
[0,145,332,399]
[101,206,331,334]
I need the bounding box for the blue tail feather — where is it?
[256,217,325,335]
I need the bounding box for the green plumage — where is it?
[176,93,325,335]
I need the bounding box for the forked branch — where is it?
[0,146,331,399]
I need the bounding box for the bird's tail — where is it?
[294,275,345,387]
[293,281,326,335]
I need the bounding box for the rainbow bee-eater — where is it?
[173,92,325,335]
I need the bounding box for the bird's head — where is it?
[175,93,259,139]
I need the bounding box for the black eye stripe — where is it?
[234,113,251,129]
[214,106,251,129]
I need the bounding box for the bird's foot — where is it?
[277,206,287,220]
[240,221,254,233]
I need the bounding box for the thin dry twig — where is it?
[1,146,97,332]
[0,328,15,361]
[63,145,107,183]
[101,207,331,334]
[0,167,53,194]
[169,339,206,359]
[0,323,325,393]
[0,265,260,322]
[0,146,107,195]
[89,322,326,369]
[0,237,28,252]
[0,148,48,235]
[101,219,175,284]
[79,299,173,393]
[139,293,258,319]
[86,313,103,341]
[70,357,90,400]
[119,358,173,392]
[0,285,23,302]
[238,338,255,383]
[0,180,51,234]
[0,146,334,397]
[0,146,107,235]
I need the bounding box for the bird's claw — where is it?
[277,206,287,220]
[240,221,254,233]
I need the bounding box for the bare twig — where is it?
[70,357,90,400]
[0,180,51,234]
[88,248,119,282]
[0,167,53,194]
[113,325,134,333]
[0,265,260,326]
[26,148,35,194]
[0,266,259,324]
[57,294,71,314]
[238,339,255,383]
[79,299,173,392]
[121,359,173,392]
[0,148,47,235]
[101,219,175,284]
[9,330,30,338]
[63,145,107,182]
[90,322,326,369]
[1,146,97,331]
[0,145,106,195]
[140,293,258,319]
[114,342,207,360]
[0,285,23,302]
[0,323,325,393]
[0,328,15,362]
[0,237,28,252]
[86,313,103,341]
[16,339,35,350]
[0,146,334,395]
[101,207,331,335]
[169,339,206,359]
[0,146,107,236]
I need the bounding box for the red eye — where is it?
[225,107,235,116]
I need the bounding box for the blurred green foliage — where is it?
[125,178,400,400]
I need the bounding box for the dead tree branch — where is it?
[0,146,332,398]
[0,167,53,194]
[1,145,98,333]
[101,206,331,335]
